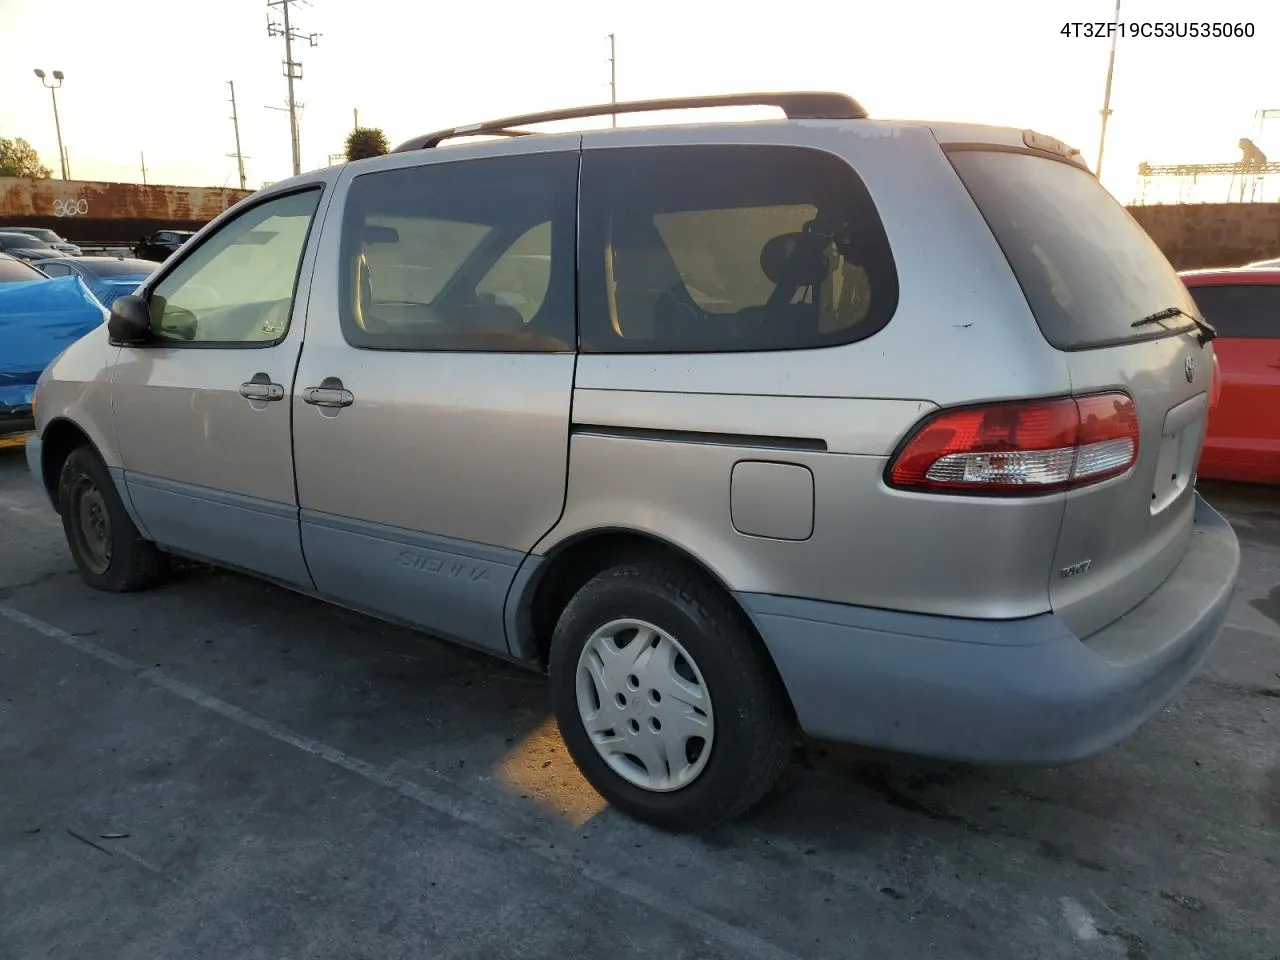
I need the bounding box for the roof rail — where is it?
[391,91,867,152]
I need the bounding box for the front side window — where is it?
[147,188,322,344]
[1185,283,1279,339]
[578,145,898,353]
[338,151,578,352]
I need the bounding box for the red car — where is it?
[1181,267,1280,484]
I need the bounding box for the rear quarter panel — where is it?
[541,121,1075,619]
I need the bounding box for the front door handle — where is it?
[302,376,354,408]
[239,374,285,401]
[239,381,285,401]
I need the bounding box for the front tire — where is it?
[57,446,168,592]
[549,561,794,831]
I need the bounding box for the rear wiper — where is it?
[1131,306,1217,345]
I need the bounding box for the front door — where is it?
[291,148,580,654]
[111,185,329,586]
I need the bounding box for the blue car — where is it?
[0,273,106,433]
[36,256,156,310]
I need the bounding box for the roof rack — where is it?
[392,91,867,152]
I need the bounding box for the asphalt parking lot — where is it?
[1,433,1277,960]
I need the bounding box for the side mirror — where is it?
[107,294,153,344]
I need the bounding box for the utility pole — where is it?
[607,33,617,127]
[1095,0,1121,178]
[228,80,248,190]
[140,151,148,185]
[267,0,320,177]
[353,107,359,131]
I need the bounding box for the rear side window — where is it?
[578,145,898,353]
[338,151,578,352]
[1186,283,1280,339]
[949,149,1196,351]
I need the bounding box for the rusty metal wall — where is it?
[0,177,253,244]
[1127,202,1280,270]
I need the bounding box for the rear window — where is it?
[0,233,51,250]
[14,228,61,243]
[1186,283,1280,339]
[949,149,1196,351]
[0,257,43,283]
[85,259,155,277]
[578,145,898,353]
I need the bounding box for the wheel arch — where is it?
[39,417,97,511]
[509,525,765,670]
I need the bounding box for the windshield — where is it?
[0,233,53,250]
[948,149,1198,350]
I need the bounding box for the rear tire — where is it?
[58,446,168,592]
[549,560,794,831]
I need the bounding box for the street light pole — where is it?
[1095,0,1121,178]
[33,69,68,180]
[608,34,617,127]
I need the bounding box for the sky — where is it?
[1,0,1278,204]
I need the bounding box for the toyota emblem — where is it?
[1184,356,1196,382]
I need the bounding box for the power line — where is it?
[267,0,320,177]
[228,80,249,190]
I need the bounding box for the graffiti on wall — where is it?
[52,198,89,217]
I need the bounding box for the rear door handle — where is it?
[239,377,285,401]
[303,377,354,408]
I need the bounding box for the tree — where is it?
[345,127,390,161]
[0,137,52,178]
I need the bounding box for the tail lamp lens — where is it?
[888,393,1139,495]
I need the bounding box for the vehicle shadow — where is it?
[7,440,1275,857]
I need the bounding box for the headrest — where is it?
[759,231,831,287]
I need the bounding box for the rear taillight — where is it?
[1210,351,1221,410]
[887,393,1139,495]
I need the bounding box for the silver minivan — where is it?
[26,93,1241,830]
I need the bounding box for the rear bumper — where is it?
[0,401,34,436]
[739,494,1240,764]
[25,430,43,481]
[0,413,34,435]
